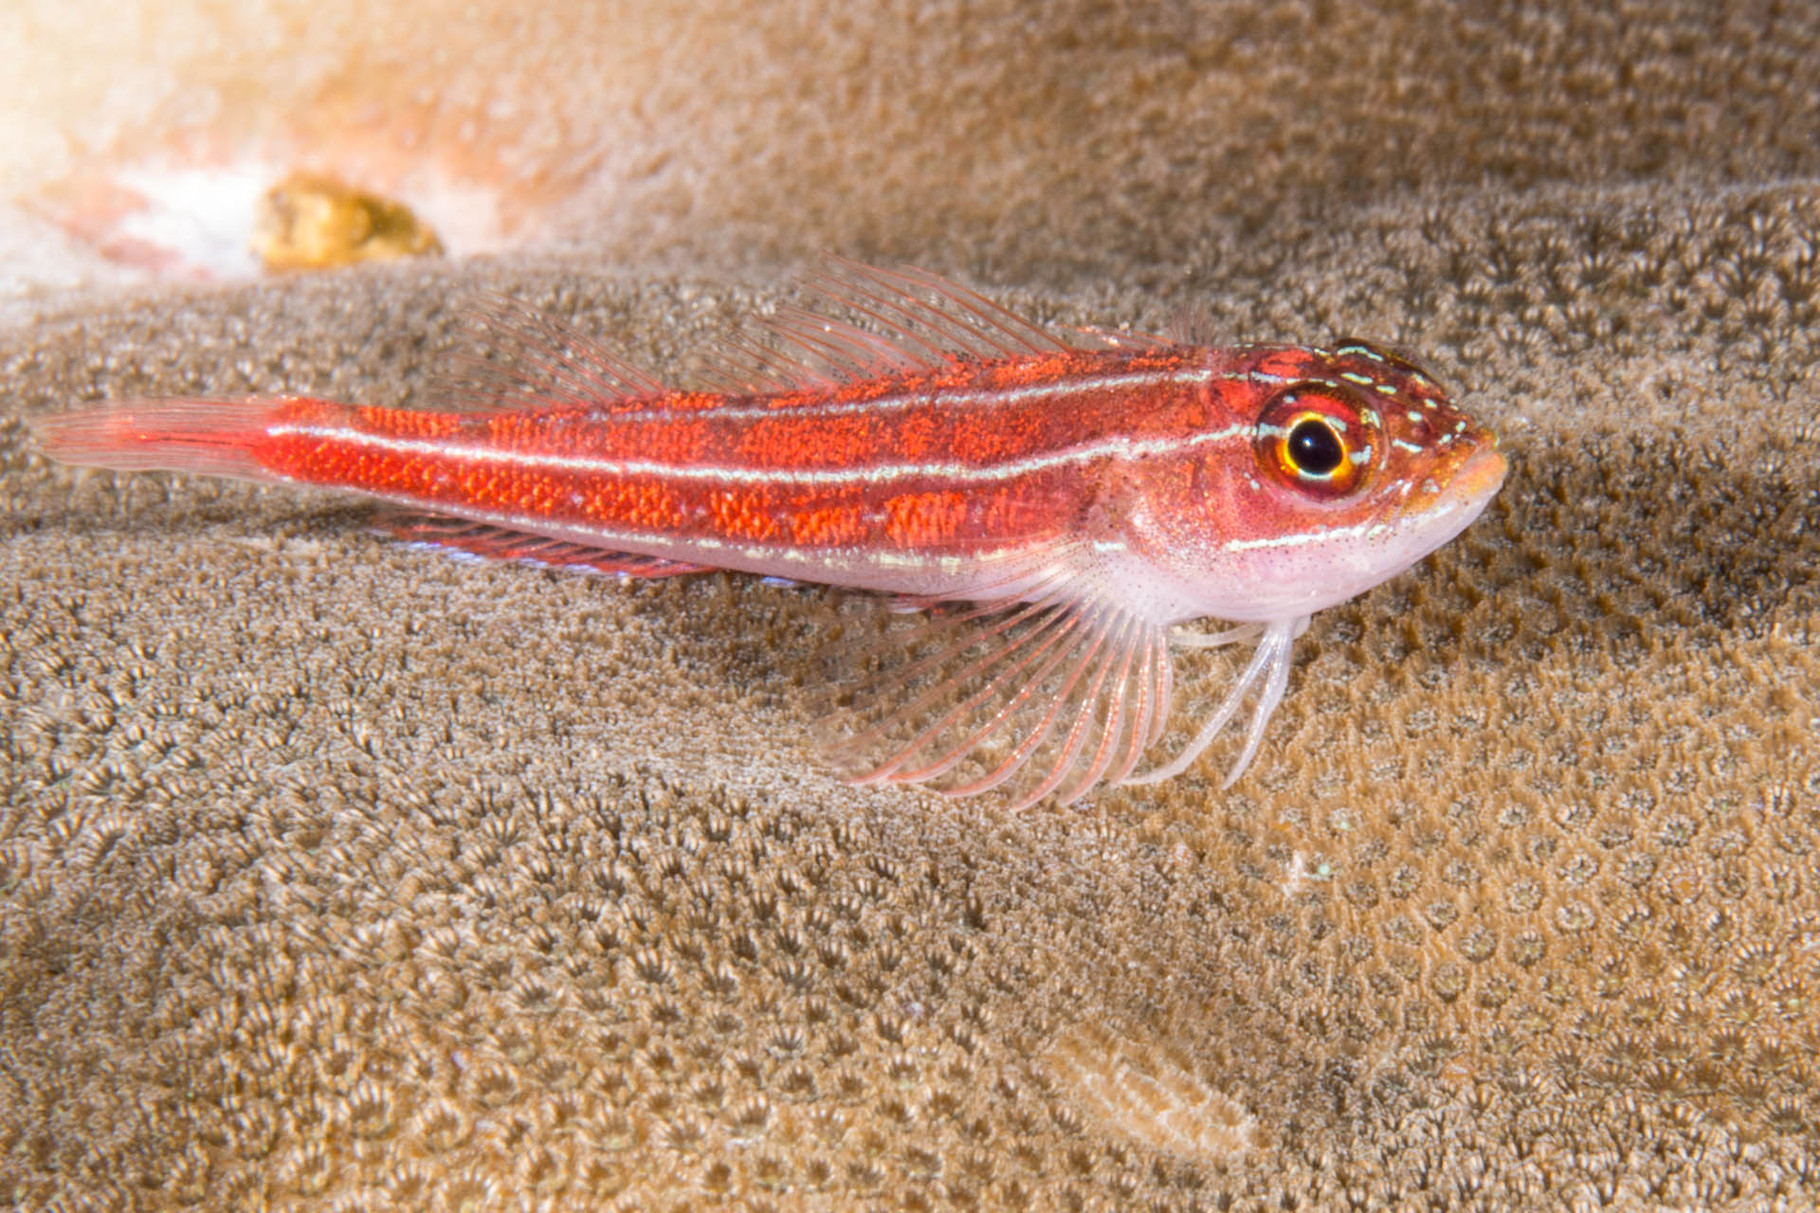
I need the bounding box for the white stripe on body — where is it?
[272,414,1253,488]
[552,364,1283,425]
[273,364,1266,480]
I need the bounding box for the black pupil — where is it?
[1288,419,1345,476]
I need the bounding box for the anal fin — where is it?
[379,513,710,579]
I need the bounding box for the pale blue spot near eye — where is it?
[1340,372,1377,386]
[1407,411,1425,424]
[1374,383,1399,395]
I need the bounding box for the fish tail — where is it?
[30,399,288,481]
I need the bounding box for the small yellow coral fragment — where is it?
[254,171,443,271]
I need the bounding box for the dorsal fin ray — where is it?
[765,308,887,379]
[690,258,1081,396]
[803,270,996,363]
[688,308,900,394]
[687,329,836,394]
[829,259,1073,358]
[433,263,1151,415]
[424,292,674,414]
[807,257,1073,364]
[769,305,932,377]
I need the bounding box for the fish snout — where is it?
[1441,439,1508,509]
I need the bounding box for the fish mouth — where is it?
[1392,439,1506,562]
[1437,441,1508,511]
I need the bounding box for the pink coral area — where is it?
[6,0,631,278]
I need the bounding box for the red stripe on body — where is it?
[253,347,1248,562]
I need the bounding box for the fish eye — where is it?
[1254,386,1375,496]
[1286,417,1344,476]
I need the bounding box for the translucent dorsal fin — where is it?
[686,329,823,394]
[1062,324,1176,351]
[425,292,672,413]
[695,305,931,393]
[693,258,1079,395]
[807,257,1073,364]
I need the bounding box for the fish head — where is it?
[1131,340,1506,622]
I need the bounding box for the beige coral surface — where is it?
[4,1,1820,1210]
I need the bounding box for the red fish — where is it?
[32,260,1506,808]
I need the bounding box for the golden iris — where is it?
[1256,387,1373,496]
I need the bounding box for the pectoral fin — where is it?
[816,574,1171,811]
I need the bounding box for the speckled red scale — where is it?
[248,345,1254,562]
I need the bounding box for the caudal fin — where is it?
[30,400,285,480]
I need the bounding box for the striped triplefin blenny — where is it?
[31,260,1506,809]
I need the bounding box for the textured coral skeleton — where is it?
[4,0,1820,1209]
